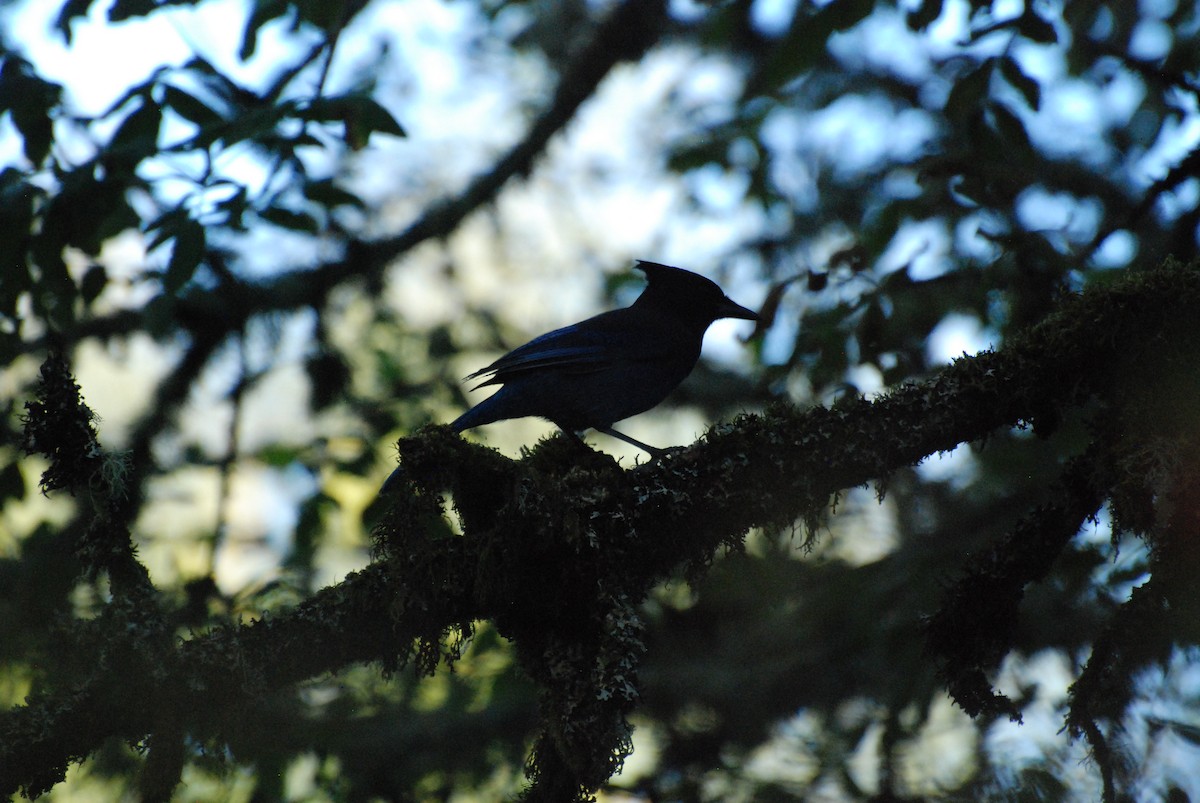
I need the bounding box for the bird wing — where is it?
[466,323,617,388]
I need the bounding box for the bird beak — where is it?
[716,296,758,322]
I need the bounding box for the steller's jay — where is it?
[448,260,758,456]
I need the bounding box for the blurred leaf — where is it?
[108,0,157,22]
[145,207,191,252]
[1017,10,1058,44]
[216,186,251,230]
[241,0,293,61]
[106,98,163,173]
[906,0,944,30]
[37,171,137,260]
[667,138,728,172]
[0,169,38,316]
[945,59,994,123]
[258,445,304,467]
[287,491,334,575]
[302,94,407,149]
[260,205,320,233]
[0,461,24,502]
[181,55,261,111]
[754,276,801,336]
[53,0,100,42]
[0,56,62,165]
[744,0,875,98]
[141,294,176,339]
[998,57,1041,111]
[30,250,77,331]
[987,101,1035,162]
[164,218,206,294]
[307,351,351,410]
[303,179,365,211]
[80,265,108,305]
[791,304,853,389]
[163,84,225,129]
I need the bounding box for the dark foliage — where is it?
[2,0,1200,800]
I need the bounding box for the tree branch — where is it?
[7,260,1200,799]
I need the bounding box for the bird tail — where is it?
[449,393,506,432]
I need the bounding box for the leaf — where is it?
[944,59,994,123]
[54,0,99,43]
[163,85,225,129]
[145,207,191,252]
[344,97,407,147]
[0,169,38,315]
[0,461,24,502]
[29,248,77,330]
[998,56,1041,111]
[240,0,292,61]
[40,173,132,254]
[743,0,875,99]
[906,0,944,31]
[164,218,205,294]
[141,294,175,339]
[0,57,63,165]
[302,95,407,149]
[1017,10,1058,44]
[987,100,1035,161]
[107,0,157,22]
[306,352,350,410]
[80,264,108,305]
[106,98,163,173]
[303,179,365,211]
[259,205,320,233]
[667,139,727,172]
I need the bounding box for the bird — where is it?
[447,260,758,456]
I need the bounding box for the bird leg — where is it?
[595,427,667,458]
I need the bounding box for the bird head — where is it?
[634,261,758,327]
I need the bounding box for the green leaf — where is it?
[257,444,304,467]
[998,56,1041,111]
[164,218,206,294]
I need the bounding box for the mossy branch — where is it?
[7,260,1200,800]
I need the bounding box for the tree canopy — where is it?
[2,0,1200,800]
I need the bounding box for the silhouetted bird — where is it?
[449,260,758,455]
